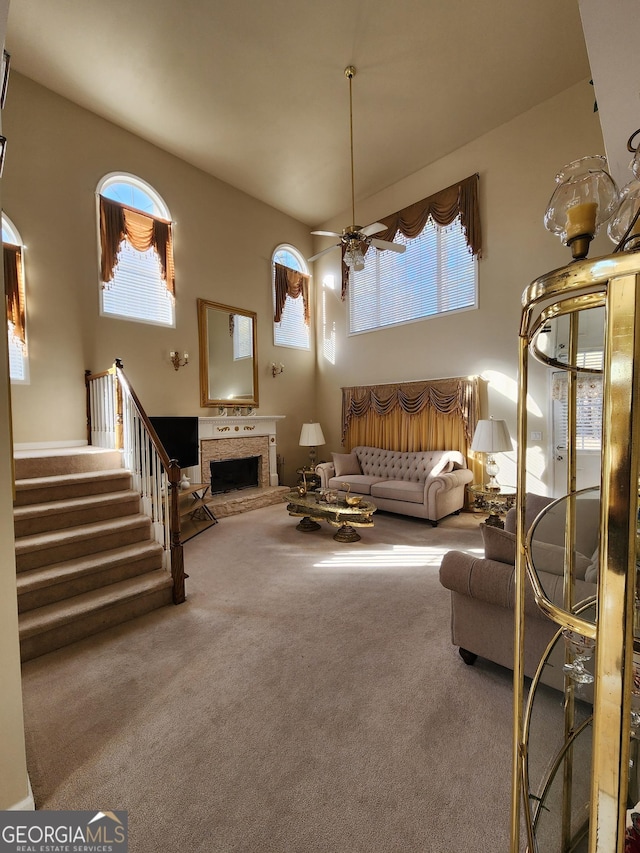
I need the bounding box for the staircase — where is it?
[13,447,174,662]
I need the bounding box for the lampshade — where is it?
[470,419,512,453]
[299,423,326,447]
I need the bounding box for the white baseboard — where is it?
[13,440,88,451]
[9,776,35,810]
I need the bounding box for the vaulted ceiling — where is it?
[6,0,591,226]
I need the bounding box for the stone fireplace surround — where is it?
[198,416,284,490]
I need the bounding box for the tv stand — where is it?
[178,483,217,541]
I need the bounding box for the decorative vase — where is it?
[180,474,191,490]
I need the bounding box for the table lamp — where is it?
[470,418,512,490]
[299,422,325,467]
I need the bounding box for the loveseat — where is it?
[315,446,473,526]
[438,492,598,687]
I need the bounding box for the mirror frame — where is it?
[197,298,259,408]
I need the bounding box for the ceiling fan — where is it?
[308,66,406,271]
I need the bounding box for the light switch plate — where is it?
[530,431,543,441]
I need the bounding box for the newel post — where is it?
[167,460,186,604]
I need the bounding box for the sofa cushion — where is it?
[327,475,378,495]
[332,452,362,477]
[481,524,591,579]
[481,525,516,564]
[585,547,599,584]
[370,479,424,504]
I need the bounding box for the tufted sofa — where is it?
[315,445,473,526]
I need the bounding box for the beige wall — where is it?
[0,0,30,811]
[4,71,607,494]
[3,72,318,482]
[313,78,608,495]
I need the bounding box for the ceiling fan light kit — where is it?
[308,66,406,269]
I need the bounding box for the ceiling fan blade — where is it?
[308,243,341,263]
[360,222,386,237]
[370,238,406,254]
[311,230,341,238]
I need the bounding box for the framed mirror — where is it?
[197,299,259,408]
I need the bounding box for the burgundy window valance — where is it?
[273,262,310,325]
[4,242,25,347]
[341,173,482,297]
[99,196,175,298]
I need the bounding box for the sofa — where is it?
[439,492,598,687]
[315,446,473,525]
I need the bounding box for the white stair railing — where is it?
[85,360,185,603]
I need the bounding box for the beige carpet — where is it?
[21,505,524,852]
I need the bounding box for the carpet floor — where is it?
[21,505,527,852]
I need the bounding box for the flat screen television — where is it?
[149,416,199,470]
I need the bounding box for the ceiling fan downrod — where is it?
[345,65,357,232]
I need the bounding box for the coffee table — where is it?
[284,490,376,542]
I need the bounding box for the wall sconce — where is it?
[271,362,284,377]
[169,351,189,371]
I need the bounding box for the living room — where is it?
[0,0,633,848]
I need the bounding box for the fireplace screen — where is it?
[210,456,260,494]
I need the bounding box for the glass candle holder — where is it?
[544,155,619,259]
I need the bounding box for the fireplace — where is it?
[210,456,260,494]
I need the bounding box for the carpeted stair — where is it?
[13,447,173,661]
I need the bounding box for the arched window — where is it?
[3,214,28,383]
[272,244,310,349]
[97,173,175,326]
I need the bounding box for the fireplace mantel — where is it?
[199,416,285,486]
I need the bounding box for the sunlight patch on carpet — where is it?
[313,544,483,570]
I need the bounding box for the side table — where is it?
[296,467,321,491]
[467,484,516,528]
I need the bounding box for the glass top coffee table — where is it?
[284,490,376,542]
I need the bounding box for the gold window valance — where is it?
[4,242,25,347]
[341,173,482,297]
[273,262,310,325]
[341,376,480,447]
[99,196,175,298]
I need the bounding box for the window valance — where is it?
[273,262,310,325]
[341,376,480,445]
[99,196,175,298]
[4,242,25,347]
[341,173,482,297]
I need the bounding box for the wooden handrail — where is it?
[85,359,186,604]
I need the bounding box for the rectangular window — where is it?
[348,215,477,335]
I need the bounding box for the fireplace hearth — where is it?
[210,456,260,494]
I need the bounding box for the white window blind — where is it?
[349,215,477,335]
[101,240,174,326]
[272,245,310,350]
[552,350,604,451]
[233,313,253,360]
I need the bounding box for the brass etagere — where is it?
[511,251,640,852]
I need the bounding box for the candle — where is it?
[566,202,598,241]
